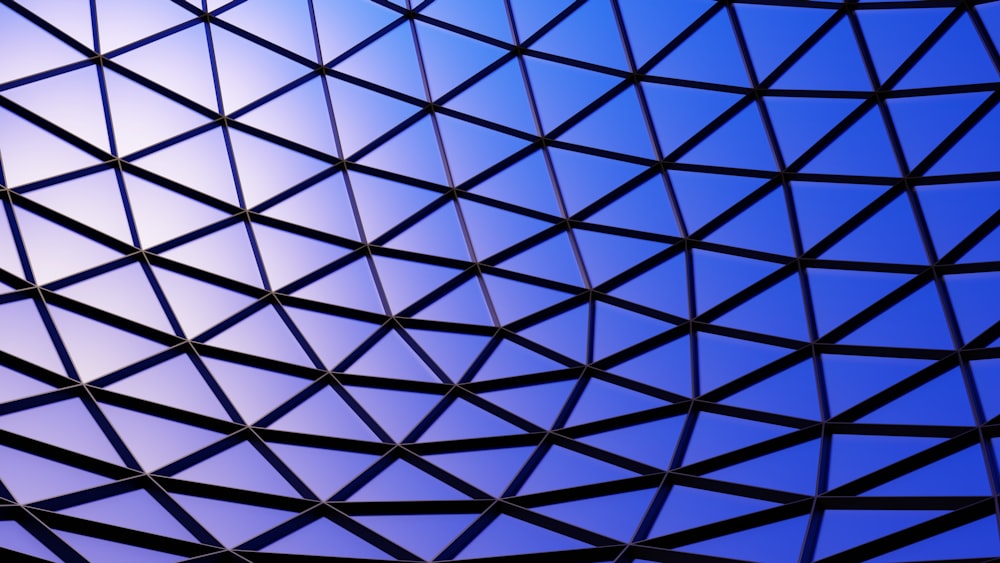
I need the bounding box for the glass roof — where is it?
[1,0,1000,561]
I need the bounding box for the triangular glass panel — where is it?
[821,194,928,265]
[566,377,668,426]
[482,274,574,325]
[291,257,385,314]
[822,354,932,417]
[412,276,494,326]
[867,445,990,497]
[161,221,263,287]
[313,0,398,63]
[106,354,228,419]
[669,169,765,234]
[414,21,506,99]
[617,0,713,67]
[860,368,974,426]
[518,445,635,495]
[609,254,688,318]
[371,255,460,314]
[458,198,552,260]
[706,439,820,495]
[587,174,680,237]
[773,18,870,91]
[99,403,221,471]
[0,298,65,375]
[948,272,1000,343]
[715,273,810,341]
[131,128,240,205]
[508,0,574,40]
[262,516,390,558]
[606,335,691,396]
[649,485,776,537]
[54,531,181,563]
[11,0,92,49]
[25,170,131,244]
[468,150,561,214]
[578,415,685,469]
[680,103,776,171]
[437,113,530,185]
[13,206,120,285]
[219,0,316,59]
[735,4,831,81]
[868,516,1000,563]
[356,513,478,561]
[426,446,534,497]
[283,307,377,370]
[458,514,587,559]
[345,329,438,383]
[721,360,819,419]
[259,173,361,241]
[103,67,207,155]
[358,116,448,185]
[498,231,584,287]
[591,301,672,360]
[705,188,796,256]
[111,24,218,109]
[95,0,192,52]
[480,379,576,429]
[406,329,490,381]
[0,398,122,464]
[152,266,255,337]
[170,493,293,548]
[522,56,619,133]
[0,521,59,561]
[532,0,626,69]
[857,7,950,85]
[269,386,378,441]
[445,59,535,132]
[691,248,781,315]
[422,0,510,41]
[0,365,53,404]
[677,515,809,562]
[57,262,171,332]
[802,106,899,177]
[642,82,741,157]
[517,304,589,362]
[207,304,313,366]
[813,509,944,561]
[59,489,195,541]
[549,148,644,215]
[175,440,298,497]
[252,222,348,289]
[384,200,471,261]
[575,228,667,286]
[681,411,789,465]
[473,338,566,382]
[790,180,889,251]
[896,14,998,90]
[534,488,655,542]
[827,433,943,490]
[210,24,309,112]
[649,9,748,86]
[0,108,101,188]
[5,65,110,152]
[334,22,424,98]
[420,398,522,442]
[0,444,111,504]
[918,181,1000,258]
[48,305,165,382]
[764,95,862,165]
[346,385,442,442]
[351,459,469,501]
[350,171,439,240]
[840,283,953,349]
[204,357,310,424]
[238,77,338,154]
[327,76,421,157]
[887,92,987,169]
[268,442,378,500]
[0,4,84,85]
[229,129,329,208]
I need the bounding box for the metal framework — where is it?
[2,0,1000,561]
